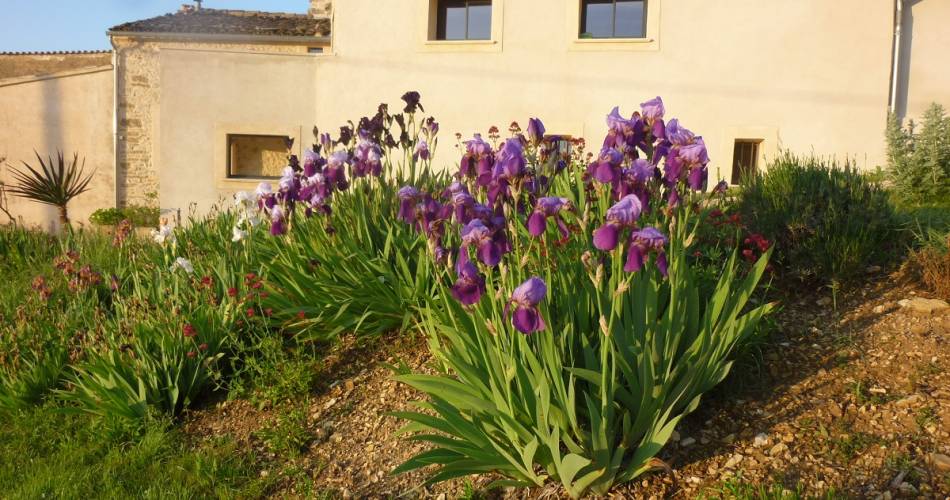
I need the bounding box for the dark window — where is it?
[545,135,573,157]
[580,0,646,39]
[227,134,290,179]
[436,0,492,40]
[731,140,761,184]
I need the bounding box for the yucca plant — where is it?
[5,151,95,228]
[391,99,774,496]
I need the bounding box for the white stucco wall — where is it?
[158,47,319,215]
[0,67,115,231]
[900,0,950,120]
[313,0,897,178]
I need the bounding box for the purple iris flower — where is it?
[665,119,695,147]
[625,227,669,276]
[423,118,439,139]
[450,259,485,305]
[303,149,323,177]
[460,134,494,185]
[414,140,430,161]
[590,148,624,184]
[640,96,665,124]
[687,164,708,191]
[526,118,545,147]
[629,158,655,183]
[278,167,301,201]
[460,219,504,266]
[527,197,572,242]
[493,138,527,180]
[441,181,468,198]
[663,188,680,208]
[507,277,547,334]
[319,133,333,153]
[663,155,685,186]
[353,139,383,177]
[606,106,636,134]
[593,195,643,251]
[679,139,709,166]
[397,186,421,223]
[401,91,424,113]
[269,205,287,236]
[450,192,475,224]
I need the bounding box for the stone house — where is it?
[1,0,948,229]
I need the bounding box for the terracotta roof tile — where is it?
[109,7,329,38]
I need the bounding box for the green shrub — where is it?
[260,180,441,342]
[89,205,160,227]
[733,151,897,282]
[886,103,950,204]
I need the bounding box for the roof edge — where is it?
[107,30,331,45]
[0,50,112,56]
[0,64,113,89]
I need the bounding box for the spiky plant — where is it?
[5,152,95,227]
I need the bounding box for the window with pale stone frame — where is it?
[580,0,646,39]
[435,0,492,40]
[226,134,289,179]
[731,139,762,185]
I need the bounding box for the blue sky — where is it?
[1,0,306,52]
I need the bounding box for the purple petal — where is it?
[624,245,645,273]
[593,162,618,184]
[477,241,501,267]
[512,306,545,334]
[527,212,547,237]
[656,251,669,278]
[593,223,620,251]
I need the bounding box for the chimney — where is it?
[309,0,332,18]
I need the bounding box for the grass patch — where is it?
[0,404,271,498]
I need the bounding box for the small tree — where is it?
[887,103,950,204]
[4,152,95,228]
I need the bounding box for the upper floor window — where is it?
[580,0,646,39]
[436,0,492,40]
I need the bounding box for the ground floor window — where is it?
[731,139,762,184]
[227,134,290,179]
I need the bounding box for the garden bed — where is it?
[174,273,950,498]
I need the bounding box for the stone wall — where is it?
[112,37,311,208]
[309,0,332,18]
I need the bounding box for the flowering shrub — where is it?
[733,151,896,282]
[391,98,773,496]
[229,95,447,340]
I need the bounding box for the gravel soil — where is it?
[183,272,950,499]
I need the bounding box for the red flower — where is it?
[246,308,256,318]
[186,351,197,359]
[183,324,197,338]
[296,310,306,320]
[264,308,273,317]
[200,276,213,287]
[199,343,208,351]
[227,287,238,297]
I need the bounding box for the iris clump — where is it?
[393,97,773,498]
